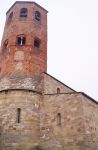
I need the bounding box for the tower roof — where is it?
[6,1,48,14]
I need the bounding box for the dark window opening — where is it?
[5,90,8,94]
[20,8,28,17]
[34,38,40,48]
[35,11,41,21]
[57,113,61,126]
[17,108,21,123]
[4,40,8,48]
[7,12,13,24]
[57,87,60,94]
[33,145,42,150]
[17,36,26,46]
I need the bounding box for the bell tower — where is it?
[0,1,48,77]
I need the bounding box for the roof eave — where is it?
[6,1,48,15]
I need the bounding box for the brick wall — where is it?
[0,2,47,77]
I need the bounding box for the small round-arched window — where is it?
[20,8,28,17]
[57,87,60,94]
[0,68,1,73]
[17,108,21,123]
[16,35,26,46]
[35,11,41,21]
[57,113,61,126]
[7,12,13,24]
[3,39,8,48]
[34,38,41,48]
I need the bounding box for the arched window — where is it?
[57,87,60,94]
[20,8,28,17]
[7,12,13,24]
[57,113,61,126]
[17,108,21,123]
[34,38,41,48]
[35,11,41,21]
[3,39,8,48]
[16,35,26,46]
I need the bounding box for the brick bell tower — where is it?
[0,1,48,77]
[0,2,48,150]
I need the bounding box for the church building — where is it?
[0,1,98,150]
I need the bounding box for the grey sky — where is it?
[0,0,98,100]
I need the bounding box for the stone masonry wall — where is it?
[81,94,98,150]
[0,76,43,92]
[40,92,98,150]
[0,75,98,150]
[43,73,75,94]
[0,90,41,150]
[40,93,85,150]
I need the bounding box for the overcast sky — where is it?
[0,0,98,100]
